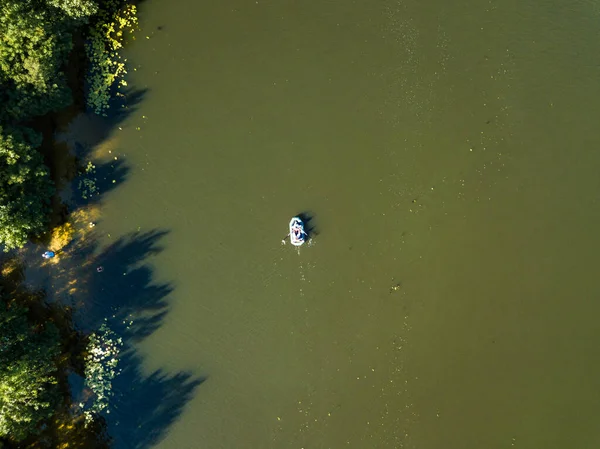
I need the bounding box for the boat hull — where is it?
[289,217,306,246]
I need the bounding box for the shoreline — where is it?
[0,2,139,447]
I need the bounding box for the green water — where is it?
[67,0,600,447]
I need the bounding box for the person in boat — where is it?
[293,227,305,239]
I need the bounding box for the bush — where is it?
[0,0,78,121]
[82,321,122,424]
[0,300,61,441]
[86,2,137,115]
[0,126,54,250]
[46,0,99,22]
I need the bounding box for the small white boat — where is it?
[289,217,306,246]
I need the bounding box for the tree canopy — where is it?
[0,299,61,441]
[0,126,54,250]
[0,0,132,445]
[0,0,100,249]
[0,0,76,122]
[47,0,99,21]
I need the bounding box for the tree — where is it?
[46,0,98,22]
[0,0,79,121]
[0,126,54,251]
[0,299,61,441]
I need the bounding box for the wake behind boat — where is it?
[288,217,307,246]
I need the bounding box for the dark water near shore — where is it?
[34,0,600,447]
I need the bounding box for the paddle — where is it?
[282,229,308,244]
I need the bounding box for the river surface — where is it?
[47,0,600,448]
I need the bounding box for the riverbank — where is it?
[0,1,140,447]
[0,256,110,449]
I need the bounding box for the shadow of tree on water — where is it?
[110,351,205,449]
[80,231,204,448]
[49,87,148,210]
[32,84,148,229]
[11,16,199,446]
[76,230,172,340]
[53,86,149,149]
[66,156,130,209]
[23,228,204,449]
[104,87,148,126]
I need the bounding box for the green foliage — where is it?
[46,0,99,22]
[0,0,97,249]
[78,161,99,199]
[86,2,137,115]
[0,126,54,251]
[0,300,61,441]
[82,321,122,424]
[0,0,80,121]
